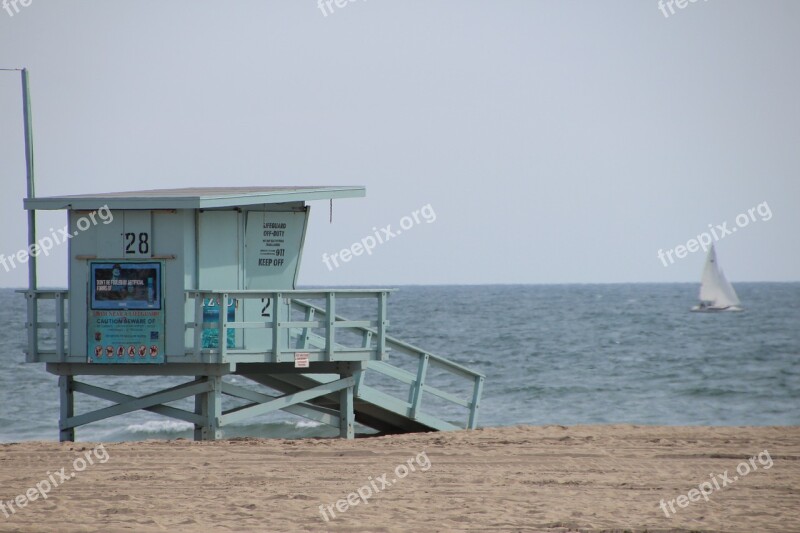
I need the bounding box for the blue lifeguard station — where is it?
[21,186,484,441]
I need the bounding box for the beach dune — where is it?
[0,425,798,532]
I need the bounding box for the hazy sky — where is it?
[1,1,798,287]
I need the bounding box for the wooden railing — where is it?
[18,289,69,362]
[291,299,485,430]
[185,290,391,363]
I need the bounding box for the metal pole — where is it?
[21,68,37,290]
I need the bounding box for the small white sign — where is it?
[294,352,310,368]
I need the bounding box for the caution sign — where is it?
[294,352,310,368]
[87,262,165,364]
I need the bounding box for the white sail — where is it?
[698,245,740,308]
[717,267,741,307]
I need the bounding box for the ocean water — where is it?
[0,284,798,442]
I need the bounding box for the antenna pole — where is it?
[21,68,37,290]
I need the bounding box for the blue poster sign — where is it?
[87,262,165,364]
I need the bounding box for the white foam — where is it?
[124,420,193,434]
[293,420,323,428]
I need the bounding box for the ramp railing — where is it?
[291,299,485,430]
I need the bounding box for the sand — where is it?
[0,425,798,532]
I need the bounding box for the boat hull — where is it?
[690,305,744,312]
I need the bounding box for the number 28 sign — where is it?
[125,232,150,255]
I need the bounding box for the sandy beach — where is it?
[0,425,798,532]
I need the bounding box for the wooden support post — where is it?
[25,291,37,363]
[326,292,336,361]
[195,376,222,441]
[273,293,283,362]
[339,365,355,439]
[59,375,74,442]
[377,292,387,360]
[468,376,485,429]
[193,375,204,441]
[410,354,429,419]
[55,291,65,362]
[218,294,229,364]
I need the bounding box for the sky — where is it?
[0,0,798,288]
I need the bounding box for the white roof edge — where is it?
[23,186,366,211]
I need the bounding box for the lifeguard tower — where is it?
[9,67,483,441]
[21,186,485,441]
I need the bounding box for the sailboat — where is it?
[691,244,743,312]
